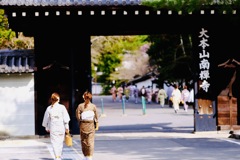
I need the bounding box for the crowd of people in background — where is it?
[109,83,194,113]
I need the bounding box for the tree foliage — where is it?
[110,48,150,81]
[0,9,34,49]
[142,0,240,13]
[145,34,195,88]
[91,35,149,94]
[0,9,15,48]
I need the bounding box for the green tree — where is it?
[146,34,195,88]
[0,9,15,49]
[91,35,148,94]
[141,0,239,13]
[0,9,34,49]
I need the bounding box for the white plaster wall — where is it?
[0,73,35,136]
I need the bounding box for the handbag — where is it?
[94,120,99,131]
[65,132,72,147]
[94,120,96,129]
[179,100,184,106]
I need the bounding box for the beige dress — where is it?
[157,89,167,107]
[172,88,182,112]
[76,102,98,157]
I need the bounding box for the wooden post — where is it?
[230,97,233,130]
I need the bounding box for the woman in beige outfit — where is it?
[157,87,167,108]
[76,91,99,160]
[171,84,182,113]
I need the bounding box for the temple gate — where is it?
[0,1,240,135]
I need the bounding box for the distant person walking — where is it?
[157,87,167,108]
[187,88,194,106]
[181,85,190,112]
[76,91,99,160]
[153,88,159,103]
[124,85,131,102]
[117,86,124,102]
[171,84,182,113]
[42,92,70,160]
[139,86,147,99]
[146,86,152,104]
[110,86,117,102]
[133,85,139,104]
[167,85,174,108]
[129,84,135,98]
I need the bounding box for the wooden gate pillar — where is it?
[193,27,217,132]
[34,30,92,135]
[193,23,240,131]
[70,33,92,134]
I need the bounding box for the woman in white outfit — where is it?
[181,85,190,112]
[171,84,182,113]
[42,92,70,160]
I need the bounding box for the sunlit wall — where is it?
[0,73,35,136]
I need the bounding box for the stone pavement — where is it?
[0,130,233,160]
[0,95,238,160]
[93,95,239,137]
[0,130,234,160]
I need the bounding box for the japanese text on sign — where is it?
[198,28,210,92]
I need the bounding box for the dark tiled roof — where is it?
[0,0,141,6]
[127,72,156,84]
[0,49,34,74]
